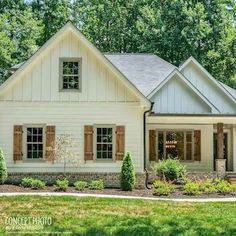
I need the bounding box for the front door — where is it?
[213,133,228,171]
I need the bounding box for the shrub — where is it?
[21,177,35,188]
[55,179,69,191]
[215,179,233,195]
[120,152,136,191]
[183,181,201,195]
[153,158,187,183]
[200,180,217,194]
[31,179,45,190]
[0,149,7,184]
[89,180,104,190]
[74,181,87,191]
[153,180,174,196]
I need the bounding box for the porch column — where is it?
[216,123,226,177]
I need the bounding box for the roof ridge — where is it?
[103,53,155,55]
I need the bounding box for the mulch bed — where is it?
[1,184,236,199]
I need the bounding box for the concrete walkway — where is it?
[0,192,236,202]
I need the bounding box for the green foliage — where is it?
[214,179,234,195]
[0,149,7,184]
[183,181,201,196]
[74,181,87,191]
[31,179,45,190]
[89,180,104,190]
[55,179,69,191]
[200,180,217,194]
[153,180,174,196]
[21,177,35,188]
[120,152,136,191]
[153,159,187,183]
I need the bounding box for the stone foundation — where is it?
[215,159,226,178]
[6,172,146,189]
[147,171,218,183]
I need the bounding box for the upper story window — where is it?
[60,58,81,91]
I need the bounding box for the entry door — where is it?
[213,133,228,171]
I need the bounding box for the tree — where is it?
[120,152,135,191]
[52,133,80,174]
[0,148,7,184]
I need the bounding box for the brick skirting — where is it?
[6,172,146,189]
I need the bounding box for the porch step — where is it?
[226,173,236,184]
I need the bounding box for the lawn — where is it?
[0,196,236,236]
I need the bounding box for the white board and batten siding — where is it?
[0,31,145,173]
[151,75,212,114]
[181,62,236,114]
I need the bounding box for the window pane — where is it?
[166,131,184,160]
[186,143,192,160]
[186,132,192,142]
[108,152,112,159]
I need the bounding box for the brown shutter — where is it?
[194,130,201,161]
[13,125,23,161]
[149,130,156,161]
[84,125,93,161]
[116,126,125,161]
[45,126,55,161]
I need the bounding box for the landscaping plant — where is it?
[31,179,45,190]
[21,177,35,188]
[120,152,136,191]
[214,179,233,195]
[183,181,201,195]
[74,181,87,191]
[153,158,187,183]
[0,149,7,184]
[55,179,69,191]
[153,180,174,196]
[200,180,217,194]
[89,180,104,190]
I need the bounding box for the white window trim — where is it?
[93,124,116,162]
[156,129,194,161]
[59,57,82,92]
[22,124,46,162]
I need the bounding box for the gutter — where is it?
[143,102,154,189]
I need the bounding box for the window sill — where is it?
[59,89,81,93]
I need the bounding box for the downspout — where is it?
[143,101,154,189]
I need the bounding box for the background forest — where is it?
[0,0,235,88]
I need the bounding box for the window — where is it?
[26,127,44,159]
[157,130,194,161]
[96,127,114,160]
[60,58,81,90]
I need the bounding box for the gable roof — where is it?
[0,22,150,107]
[147,69,220,113]
[104,53,176,96]
[179,56,236,103]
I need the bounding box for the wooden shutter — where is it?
[194,130,201,161]
[13,125,23,161]
[116,126,125,161]
[84,125,93,161]
[149,130,156,161]
[45,126,55,161]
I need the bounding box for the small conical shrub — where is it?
[120,152,135,191]
[0,149,7,184]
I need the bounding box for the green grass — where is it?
[0,196,236,235]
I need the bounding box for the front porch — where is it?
[146,115,236,177]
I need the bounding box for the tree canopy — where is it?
[0,0,235,88]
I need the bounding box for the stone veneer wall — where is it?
[148,171,218,183]
[6,172,146,189]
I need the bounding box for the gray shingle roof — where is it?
[220,82,236,99]
[104,53,176,96]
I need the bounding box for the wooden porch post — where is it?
[217,123,224,159]
[216,123,226,177]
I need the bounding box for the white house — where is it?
[0,22,236,187]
